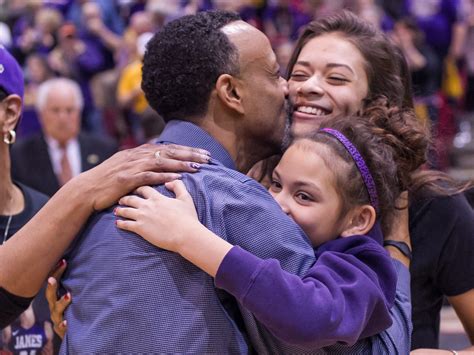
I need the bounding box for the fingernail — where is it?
[113,208,117,215]
[64,293,70,301]
[201,154,211,162]
[48,277,55,285]
[56,259,65,268]
[190,162,201,169]
[200,150,211,156]
[174,174,182,180]
[62,320,67,328]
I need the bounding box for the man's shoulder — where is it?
[182,163,272,199]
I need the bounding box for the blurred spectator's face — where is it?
[59,33,77,51]
[213,0,244,11]
[393,22,416,44]
[82,2,101,20]
[26,55,49,83]
[58,23,77,48]
[275,41,294,73]
[129,11,154,34]
[146,0,180,17]
[82,2,103,30]
[288,33,368,137]
[35,8,63,34]
[39,86,81,145]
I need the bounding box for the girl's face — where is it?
[289,33,369,137]
[269,141,349,246]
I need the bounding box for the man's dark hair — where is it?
[142,11,241,122]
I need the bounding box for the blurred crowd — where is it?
[1,0,474,169]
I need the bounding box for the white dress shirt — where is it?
[45,136,81,178]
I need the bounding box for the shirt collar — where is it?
[156,120,236,171]
[44,135,77,150]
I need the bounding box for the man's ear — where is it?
[340,205,376,237]
[215,74,245,115]
[1,94,22,133]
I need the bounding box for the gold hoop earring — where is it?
[3,130,16,145]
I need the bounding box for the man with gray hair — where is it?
[11,77,117,196]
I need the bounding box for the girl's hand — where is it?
[115,181,200,253]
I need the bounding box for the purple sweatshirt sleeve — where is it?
[215,237,396,349]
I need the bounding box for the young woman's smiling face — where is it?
[289,33,369,137]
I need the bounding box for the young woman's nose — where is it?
[297,75,324,96]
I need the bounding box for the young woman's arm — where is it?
[448,289,474,345]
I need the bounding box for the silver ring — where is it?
[154,151,161,159]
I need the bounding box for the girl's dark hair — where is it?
[296,98,429,236]
[287,10,472,198]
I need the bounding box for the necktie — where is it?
[58,147,73,186]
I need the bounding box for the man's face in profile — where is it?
[223,21,289,153]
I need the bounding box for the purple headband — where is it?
[320,128,379,211]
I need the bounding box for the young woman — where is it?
[115,101,429,350]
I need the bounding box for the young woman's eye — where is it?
[289,72,308,81]
[328,76,349,84]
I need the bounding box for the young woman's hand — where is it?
[115,181,200,253]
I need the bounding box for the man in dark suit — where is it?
[11,77,117,197]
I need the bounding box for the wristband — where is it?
[383,240,412,261]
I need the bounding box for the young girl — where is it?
[115,100,429,349]
[284,12,474,350]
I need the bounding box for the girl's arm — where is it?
[116,182,233,277]
[116,181,395,348]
